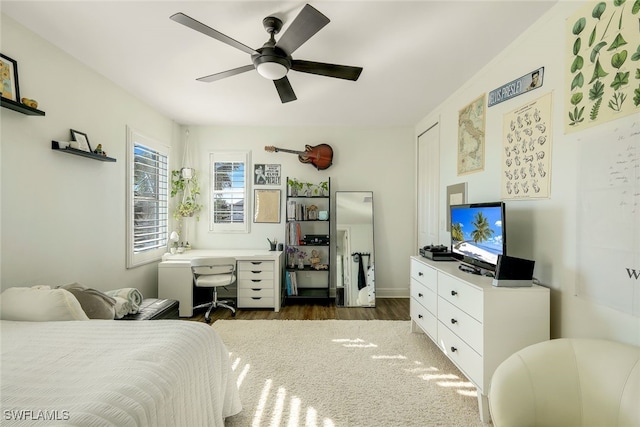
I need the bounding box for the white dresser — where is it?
[410,256,550,423]
[237,260,276,308]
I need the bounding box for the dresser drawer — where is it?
[237,260,274,272]
[438,321,483,388]
[411,259,437,286]
[238,296,275,308]
[411,278,437,315]
[438,297,483,355]
[438,273,483,321]
[238,287,274,298]
[237,270,274,281]
[411,298,437,340]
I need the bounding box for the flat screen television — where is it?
[450,201,506,272]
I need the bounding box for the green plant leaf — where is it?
[589,27,597,47]
[633,0,640,14]
[613,0,626,6]
[608,33,628,50]
[573,38,582,55]
[589,80,605,100]
[633,85,640,106]
[631,46,640,61]
[590,97,603,120]
[610,71,630,90]
[571,55,584,72]
[608,92,626,111]
[589,59,609,83]
[636,69,640,78]
[593,2,607,18]
[573,17,586,35]
[572,72,585,90]
[611,50,628,68]
[571,92,584,105]
[590,41,608,62]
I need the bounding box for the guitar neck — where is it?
[274,147,305,156]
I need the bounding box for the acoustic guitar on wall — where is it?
[264,144,333,170]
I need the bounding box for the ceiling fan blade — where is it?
[274,77,297,103]
[291,60,363,81]
[170,12,257,55]
[196,65,255,83]
[276,4,330,55]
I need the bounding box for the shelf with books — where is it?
[283,177,331,305]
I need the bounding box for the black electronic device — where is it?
[420,245,456,261]
[302,234,330,245]
[492,255,535,287]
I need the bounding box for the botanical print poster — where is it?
[501,92,553,200]
[457,94,486,175]
[565,0,640,134]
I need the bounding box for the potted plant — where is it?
[171,168,202,221]
[319,181,329,196]
[286,246,298,268]
[287,178,304,196]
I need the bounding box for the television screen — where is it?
[450,202,506,272]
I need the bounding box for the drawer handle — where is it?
[251,279,262,283]
[451,290,458,296]
[251,262,262,265]
[418,293,423,298]
[251,297,261,300]
[450,346,457,353]
[251,288,261,291]
[251,271,261,274]
[450,318,457,324]
[418,314,423,319]
[418,272,424,276]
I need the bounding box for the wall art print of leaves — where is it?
[565,0,640,133]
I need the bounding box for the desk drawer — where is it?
[238,296,275,308]
[238,270,274,281]
[438,297,483,355]
[438,273,483,321]
[238,260,274,272]
[238,287,274,298]
[238,278,274,288]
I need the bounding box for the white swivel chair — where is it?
[191,257,237,322]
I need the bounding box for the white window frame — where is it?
[126,126,170,268]
[209,151,250,233]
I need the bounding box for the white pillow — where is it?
[0,286,89,321]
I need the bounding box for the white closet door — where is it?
[417,123,440,248]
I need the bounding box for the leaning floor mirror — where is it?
[335,191,375,307]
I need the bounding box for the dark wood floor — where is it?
[187,298,410,323]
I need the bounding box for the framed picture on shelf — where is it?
[254,189,281,223]
[70,129,92,152]
[1,53,20,102]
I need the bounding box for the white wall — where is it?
[416,2,639,346]
[182,125,415,298]
[1,15,179,298]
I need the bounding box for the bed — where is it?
[0,320,242,426]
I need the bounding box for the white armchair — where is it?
[488,338,640,427]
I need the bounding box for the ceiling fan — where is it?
[170,4,363,103]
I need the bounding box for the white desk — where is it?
[159,249,283,316]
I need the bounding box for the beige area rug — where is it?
[212,320,487,427]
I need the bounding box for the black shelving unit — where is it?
[284,177,331,305]
[51,141,116,162]
[1,97,45,116]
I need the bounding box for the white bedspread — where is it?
[0,320,242,426]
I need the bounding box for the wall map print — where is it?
[457,94,486,175]
[565,0,640,134]
[502,92,553,200]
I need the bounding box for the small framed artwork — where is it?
[254,189,281,223]
[70,129,92,152]
[1,53,20,102]
[254,163,281,185]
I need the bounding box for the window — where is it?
[210,151,250,233]
[126,126,169,268]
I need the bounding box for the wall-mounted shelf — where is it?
[51,141,116,162]
[1,97,45,116]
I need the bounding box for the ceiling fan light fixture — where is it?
[256,61,288,80]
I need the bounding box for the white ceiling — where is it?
[1,1,557,127]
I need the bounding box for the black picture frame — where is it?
[70,129,92,153]
[1,53,20,102]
